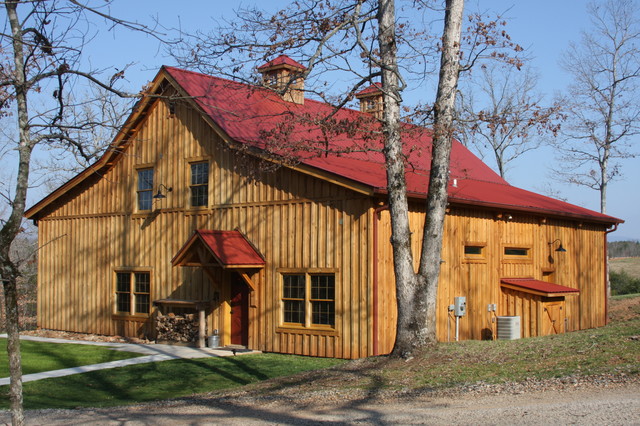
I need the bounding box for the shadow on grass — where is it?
[5,353,340,410]
[14,357,402,425]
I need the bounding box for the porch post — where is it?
[198,307,206,348]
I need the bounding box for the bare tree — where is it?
[0,2,160,423]
[384,0,465,356]
[172,0,522,357]
[34,87,133,192]
[555,0,640,214]
[457,64,563,178]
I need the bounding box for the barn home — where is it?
[25,55,622,359]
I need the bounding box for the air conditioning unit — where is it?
[496,316,521,340]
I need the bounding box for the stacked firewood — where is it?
[155,312,199,343]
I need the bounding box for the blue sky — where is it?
[40,0,640,239]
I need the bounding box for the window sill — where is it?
[276,326,338,336]
[112,314,150,321]
[502,258,533,264]
[462,258,487,264]
[185,206,210,214]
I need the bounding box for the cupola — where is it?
[258,55,307,105]
[355,83,383,119]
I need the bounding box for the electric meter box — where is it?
[454,296,467,317]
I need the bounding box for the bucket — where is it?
[208,335,220,348]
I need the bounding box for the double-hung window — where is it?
[190,162,209,207]
[282,272,335,328]
[115,271,151,316]
[137,168,154,211]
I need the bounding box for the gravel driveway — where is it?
[4,380,638,425]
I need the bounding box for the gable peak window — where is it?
[137,168,154,211]
[190,161,209,207]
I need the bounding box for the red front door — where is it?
[230,277,249,346]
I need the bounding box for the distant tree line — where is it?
[608,240,640,258]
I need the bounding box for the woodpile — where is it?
[155,312,200,343]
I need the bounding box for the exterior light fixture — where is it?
[549,239,567,253]
[153,184,173,199]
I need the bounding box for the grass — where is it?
[610,257,640,278]
[612,292,640,300]
[0,340,142,377]
[0,296,638,410]
[239,296,640,398]
[0,352,344,409]
[342,296,640,393]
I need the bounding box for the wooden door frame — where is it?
[230,273,249,346]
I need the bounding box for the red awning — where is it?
[172,230,265,268]
[500,278,579,297]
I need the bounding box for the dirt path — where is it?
[5,381,638,425]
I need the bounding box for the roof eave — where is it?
[373,188,622,227]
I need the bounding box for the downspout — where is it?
[604,223,619,325]
[373,203,389,356]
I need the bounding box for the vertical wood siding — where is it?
[375,205,608,348]
[35,96,609,358]
[36,98,373,359]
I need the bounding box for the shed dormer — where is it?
[258,55,307,105]
[356,83,383,119]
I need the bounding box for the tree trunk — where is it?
[1,2,33,424]
[377,0,421,358]
[416,0,464,346]
[382,0,465,357]
[1,272,24,426]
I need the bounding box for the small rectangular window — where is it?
[464,246,484,256]
[137,168,154,211]
[504,247,529,257]
[190,162,209,207]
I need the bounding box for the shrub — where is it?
[610,269,640,295]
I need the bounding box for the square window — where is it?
[281,272,335,328]
[283,300,304,324]
[115,271,150,316]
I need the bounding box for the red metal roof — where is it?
[24,64,622,226]
[257,55,306,71]
[501,278,580,296]
[172,230,265,268]
[163,65,620,225]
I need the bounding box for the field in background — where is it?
[610,257,640,279]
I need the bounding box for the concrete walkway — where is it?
[0,334,258,385]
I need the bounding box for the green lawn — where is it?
[0,339,143,377]
[1,296,638,410]
[0,353,344,409]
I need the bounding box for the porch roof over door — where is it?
[171,230,265,269]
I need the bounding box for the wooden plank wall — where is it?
[36,97,374,359]
[375,204,608,347]
[35,92,609,357]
